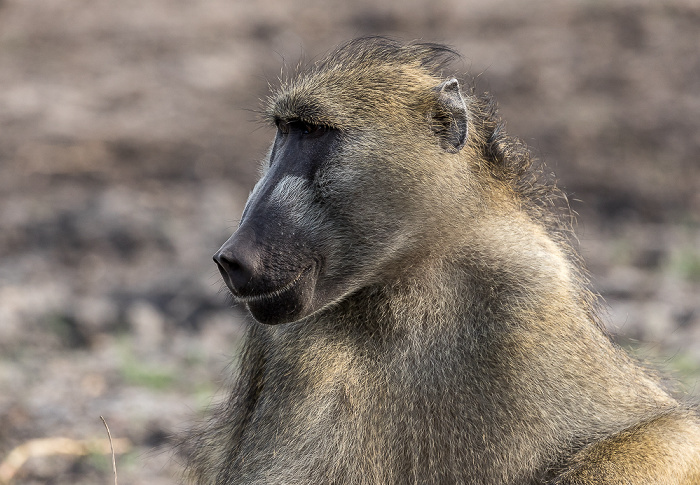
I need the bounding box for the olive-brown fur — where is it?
[183,37,700,484]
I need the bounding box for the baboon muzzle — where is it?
[213,224,318,325]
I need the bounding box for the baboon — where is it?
[184,37,700,484]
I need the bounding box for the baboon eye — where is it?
[301,122,330,139]
[276,119,327,137]
[301,122,320,135]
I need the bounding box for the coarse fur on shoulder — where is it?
[466,92,600,323]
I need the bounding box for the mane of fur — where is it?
[181,38,700,485]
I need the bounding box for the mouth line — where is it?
[235,265,313,304]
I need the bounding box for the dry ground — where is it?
[0,0,699,483]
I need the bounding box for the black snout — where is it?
[213,219,321,325]
[213,230,261,297]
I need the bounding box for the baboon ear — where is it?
[430,78,468,153]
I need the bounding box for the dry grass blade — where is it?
[100,416,118,485]
[0,428,131,484]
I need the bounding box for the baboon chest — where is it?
[229,336,549,485]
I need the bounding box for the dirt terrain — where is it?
[0,0,699,483]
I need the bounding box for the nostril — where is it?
[213,252,239,274]
[213,249,255,295]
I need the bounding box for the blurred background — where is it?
[0,0,699,483]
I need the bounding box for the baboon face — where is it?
[214,41,468,325]
[213,119,398,326]
[214,120,344,325]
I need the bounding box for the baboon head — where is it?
[214,37,469,325]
